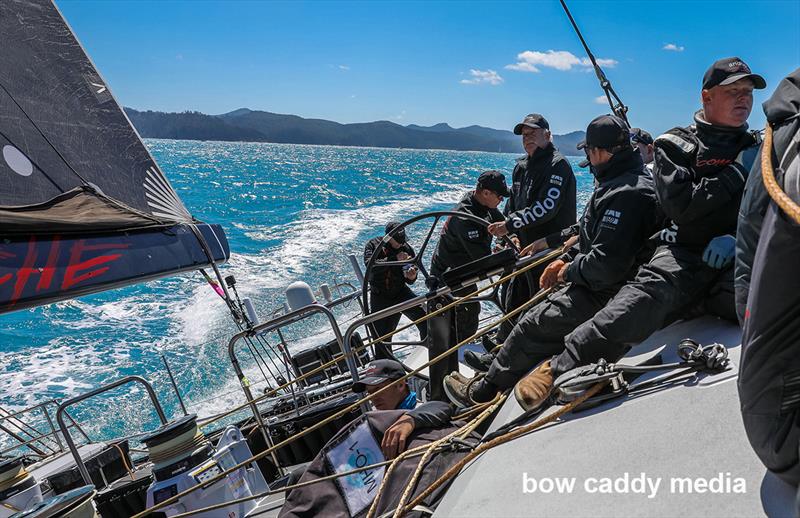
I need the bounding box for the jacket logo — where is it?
[467,230,480,239]
[696,157,733,168]
[510,187,561,229]
[660,222,678,243]
[601,209,621,226]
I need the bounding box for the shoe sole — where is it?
[442,375,470,409]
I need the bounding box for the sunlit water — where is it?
[0,140,592,445]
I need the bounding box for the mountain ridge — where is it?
[126,107,586,155]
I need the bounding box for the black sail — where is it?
[0,0,229,312]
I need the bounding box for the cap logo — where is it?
[727,61,750,73]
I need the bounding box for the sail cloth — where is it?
[0,0,229,312]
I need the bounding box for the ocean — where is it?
[0,140,593,444]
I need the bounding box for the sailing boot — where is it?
[463,350,495,373]
[443,373,497,408]
[514,360,554,412]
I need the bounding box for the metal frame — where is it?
[0,400,89,457]
[56,376,167,486]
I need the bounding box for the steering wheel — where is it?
[360,210,519,326]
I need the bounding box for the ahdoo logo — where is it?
[510,187,561,229]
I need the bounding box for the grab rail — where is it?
[56,376,167,486]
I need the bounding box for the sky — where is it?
[56,0,800,136]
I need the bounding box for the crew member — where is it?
[444,114,660,407]
[487,113,577,345]
[631,127,655,173]
[738,68,800,487]
[510,57,766,412]
[364,222,427,359]
[427,170,507,400]
[351,359,454,458]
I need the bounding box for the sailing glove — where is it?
[702,234,736,269]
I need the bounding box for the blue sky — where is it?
[57,0,799,136]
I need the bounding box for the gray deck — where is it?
[433,316,796,518]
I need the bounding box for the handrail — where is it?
[56,376,167,486]
[227,303,349,474]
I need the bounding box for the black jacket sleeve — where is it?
[505,158,573,232]
[653,139,748,224]
[405,401,454,429]
[564,191,653,291]
[735,149,770,324]
[363,238,390,280]
[545,223,579,249]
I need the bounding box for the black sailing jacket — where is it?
[504,143,577,247]
[563,148,661,293]
[430,191,504,279]
[653,110,760,248]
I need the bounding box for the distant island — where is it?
[125,107,586,155]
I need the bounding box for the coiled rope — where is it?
[762,123,800,225]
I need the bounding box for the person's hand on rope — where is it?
[487,221,509,237]
[381,414,416,459]
[563,235,578,250]
[521,238,547,257]
[702,234,736,269]
[540,259,568,289]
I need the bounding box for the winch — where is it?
[0,458,43,517]
[142,414,268,517]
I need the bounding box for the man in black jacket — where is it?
[351,359,454,459]
[444,115,660,408]
[426,170,507,400]
[511,57,766,412]
[364,223,427,360]
[737,68,800,487]
[487,113,577,344]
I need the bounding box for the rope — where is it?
[147,432,209,465]
[133,278,556,517]
[397,381,608,515]
[762,123,800,224]
[388,393,507,518]
[108,442,135,482]
[197,248,563,429]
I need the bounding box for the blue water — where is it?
[0,141,593,443]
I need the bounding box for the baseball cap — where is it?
[385,221,406,243]
[630,128,654,145]
[351,359,406,392]
[577,114,631,167]
[702,57,766,90]
[513,113,550,135]
[477,170,510,197]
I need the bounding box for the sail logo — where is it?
[83,73,112,103]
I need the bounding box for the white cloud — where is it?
[663,43,685,52]
[505,50,618,73]
[594,95,608,105]
[394,110,407,120]
[338,64,351,70]
[460,69,504,86]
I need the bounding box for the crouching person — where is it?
[443,114,661,408]
[279,360,478,517]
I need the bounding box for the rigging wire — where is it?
[559,0,630,126]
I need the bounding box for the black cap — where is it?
[702,57,766,90]
[577,114,631,168]
[351,359,405,392]
[477,170,510,197]
[630,128,654,145]
[513,113,550,135]
[385,221,406,243]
